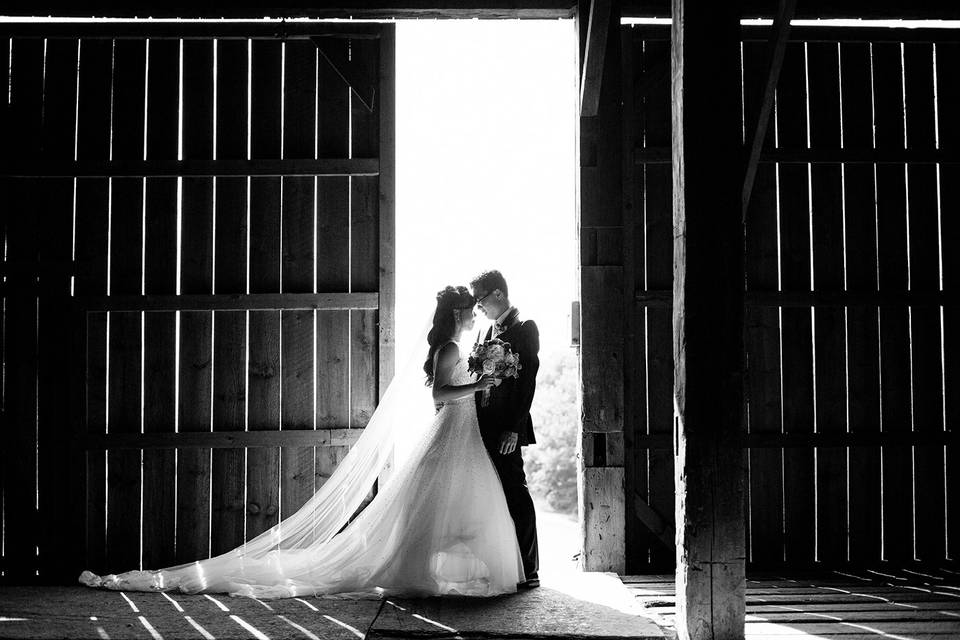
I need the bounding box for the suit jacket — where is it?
[475,309,540,447]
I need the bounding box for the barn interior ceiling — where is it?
[2,0,959,20]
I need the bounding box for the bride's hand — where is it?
[476,375,498,391]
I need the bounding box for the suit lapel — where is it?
[501,309,520,335]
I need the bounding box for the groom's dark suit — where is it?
[475,307,539,579]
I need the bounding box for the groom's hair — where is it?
[470,270,508,297]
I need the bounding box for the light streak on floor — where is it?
[119,593,140,612]
[183,615,216,640]
[230,614,270,640]
[160,592,184,612]
[322,614,364,638]
[295,598,319,612]
[204,594,230,611]
[278,615,322,640]
[138,615,164,640]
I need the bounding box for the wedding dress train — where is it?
[80,349,524,598]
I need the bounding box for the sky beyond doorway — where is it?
[395,19,579,362]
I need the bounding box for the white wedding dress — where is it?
[80,346,524,599]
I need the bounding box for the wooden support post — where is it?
[671,2,746,639]
[577,0,625,573]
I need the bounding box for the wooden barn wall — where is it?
[619,26,960,571]
[0,26,395,581]
[578,3,627,573]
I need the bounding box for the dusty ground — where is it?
[0,571,663,640]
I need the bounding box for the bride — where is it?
[80,285,525,598]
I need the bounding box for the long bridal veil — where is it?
[81,319,440,596]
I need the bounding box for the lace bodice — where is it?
[450,356,474,385]
[434,349,474,412]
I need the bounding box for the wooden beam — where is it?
[635,289,960,308]
[628,25,960,44]
[0,21,384,39]
[0,2,577,20]
[634,493,676,552]
[579,0,612,117]
[636,146,960,165]
[632,430,960,449]
[0,158,378,178]
[313,32,379,112]
[378,24,397,399]
[579,467,625,571]
[746,289,958,307]
[84,429,362,450]
[1,1,957,20]
[71,292,379,312]
[742,0,796,216]
[671,1,746,638]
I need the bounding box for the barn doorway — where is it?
[394,19,581,575]
[0,16,584,580]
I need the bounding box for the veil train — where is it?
[80,320,439,596]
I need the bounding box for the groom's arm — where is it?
[509,320,540,432]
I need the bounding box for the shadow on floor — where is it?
[0,572,664,640]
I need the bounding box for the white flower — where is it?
[482,359,496,375]
[487,344,505,360]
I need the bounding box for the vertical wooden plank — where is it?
[579,266,626,571]
[4,37,44,581]
[315,41,351,488]
[210,39,248,555]
[640,38,675,570]
[742,39,785,567]
[937,43,960,563]
[621,29,651,572]
[578,2,625,573]
[0,36,7,579]
[107,38,146,571]
[142,38,179,570]
[75,38,114,574]
[776,42,815,566]
[37,37,81,580]
[840,41,882,564]
[807,41,848,565]
[903,42,945,562]
[351,36,380,431]
[671,3,746,636]
[178,39,214,563]
[378,25,396,400]
[280,41,317,519]
[246,39,282,540]
[872,41,913,563]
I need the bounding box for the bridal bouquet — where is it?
[468,338,522,407]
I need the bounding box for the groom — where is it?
[470,270,540,589]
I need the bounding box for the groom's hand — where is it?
[498,431,519,455]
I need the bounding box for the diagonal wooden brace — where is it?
[741,0,798,217]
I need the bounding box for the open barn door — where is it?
[0,21,395,579]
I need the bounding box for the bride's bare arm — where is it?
[432,343,495,403]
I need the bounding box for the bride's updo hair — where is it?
[423,285,475,386]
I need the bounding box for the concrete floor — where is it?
[0,571,664,639]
